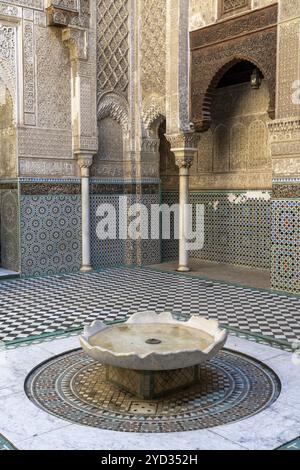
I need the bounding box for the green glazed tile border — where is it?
[277,437,300,451]
[0,434,17,451]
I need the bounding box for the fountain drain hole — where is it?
[146,338,162,345]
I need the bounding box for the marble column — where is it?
[176,154,194,271]
[167,133,200,272]
[77,154,94,273]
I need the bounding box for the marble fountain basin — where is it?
[80,312,228,398]
[80,312,228,372]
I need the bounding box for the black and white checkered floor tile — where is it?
[0,267,299,343]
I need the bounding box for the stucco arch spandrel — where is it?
[97,93,129,134]
[142,95,166,133]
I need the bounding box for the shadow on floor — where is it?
[150,259,270,290]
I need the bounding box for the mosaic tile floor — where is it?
[25,348,280,433]
[0,267,300,344]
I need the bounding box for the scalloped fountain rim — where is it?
[80,312,228,371]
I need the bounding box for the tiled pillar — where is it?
[268,119,300,294]
[267,1,300,294]
[78,155,93,273]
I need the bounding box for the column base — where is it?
[80,265,93,273]
[177,266,191,273]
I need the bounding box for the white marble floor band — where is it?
[0,335,299,450]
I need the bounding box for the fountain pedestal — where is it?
[106,364,201,399]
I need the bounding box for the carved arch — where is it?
[142,95,166,135]
[97,93,129,134]
[190,4,277,132]
[200,57,273,131]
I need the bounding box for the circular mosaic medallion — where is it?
[25,349,281,433]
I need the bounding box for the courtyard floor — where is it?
[151,259,271,290]
[0,266,299,344]
[0,266,299,450]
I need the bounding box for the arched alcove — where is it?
[197,59,272,188]
[188,59,273,273]
[92,117,124,178]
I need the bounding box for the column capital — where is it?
[165,131,201,152]
[77,153,94,177]
[175,155,194,170]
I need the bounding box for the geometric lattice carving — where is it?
[97,0,129,97]
[141,0,166,96]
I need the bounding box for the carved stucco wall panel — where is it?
[36,26,71,130]
[0,85,17,178]
[92,116,124,178]
[268,119,300,178]
[248,120,270,169]
[279,0,300,21]
[213,124,230,172]
[18,126,75,177]
[0,22,16,106]
[163,80,272,191]
[23,17,36,126]
[166,0,190,135]
[0,21,17,180]
[141,0,166,98]
[196,129,213,173]
[220,0,251,19]
[277,20,300,119]
[189,0,277,31]
[0,2,22,18]
[230,123,247,171]
[189,0,217,31]
[1,0,44,10]
[255,0,278,9]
